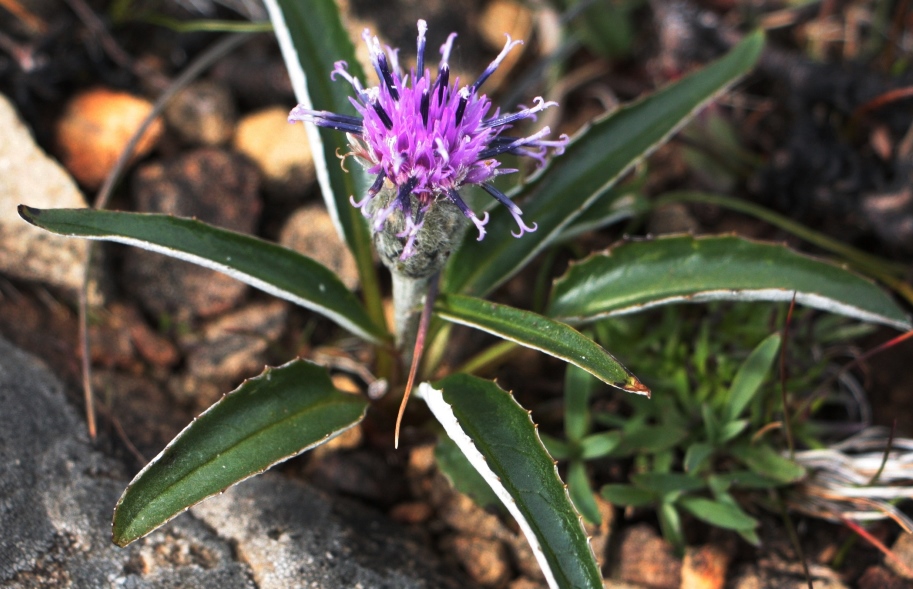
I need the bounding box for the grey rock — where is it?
[0,335,468,588]
[0,93,88,294]
[192,475,466,589]
[0,335,255,588]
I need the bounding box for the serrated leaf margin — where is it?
[417,381,596,589]
[112,359,366,545]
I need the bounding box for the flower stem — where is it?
[391,272,431,365]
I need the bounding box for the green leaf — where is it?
[568,0,636,58]
[419,375,602,589]
[738,528,762,546]
[565,365,598,442]
[630,472,706,496]
[559,185,649,241]
[541,433,573,460]
[710,471,784,490]
[725,333,781,422]
[702,403,720,444]
[718,419,749,443]
[549,235,911,331]
[112,359,368,546]
[729,445,806,484]
[658,501,685,553]
[580,431,623,460]
[18,207,389,345]
[706,486,760,543]
[444,31,765,298]
[568,460,602,526]
[434,436,502,510]
[612,425,689,456]
[677,496,758,532]
[263,0,367,263]
[683,442,715,473]
[264,0,385,330]
[600,483,656,507]
[434,293,649,395]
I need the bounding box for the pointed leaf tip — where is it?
[111,359,368,546]
[625,377,651,398]
[17,204,41,223]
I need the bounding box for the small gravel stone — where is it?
[279,204,360,290]
[211,51,295,109]
[446,534,511,587]
[55,87,163,189]
[305,449,407,507]
[168,373,224,413]
[507,578,547,589]
[92,369,192,458]
[181,300,288,382]
[389,501,434,525]
[88,304,140,371]
[234,106,315,200]
[479,0,533,49]
[681,544,729,589]
[437,488,505,539]
[124,148,261,321]
[165,80,237,146]
[648,202,701,235]
[888,532,913,579]
[504,529,546,582]
[408,444,437,475]
[861,182,913,255]
[730,561,849,589]
[310,420,363,456]
[618,524,681,588]
[477,0,532,88]
[123,305,180,368]
[585,494,615,569]
[857,565,910,589]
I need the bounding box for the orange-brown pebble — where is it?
[56,87,163,189]
[389,501,433,524]
[447,535,511,587]
[681,544,729,589]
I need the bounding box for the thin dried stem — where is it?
[78,32,255,438]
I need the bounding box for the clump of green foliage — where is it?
[544,303,875,551]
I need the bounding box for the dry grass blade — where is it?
[787,427,913,532]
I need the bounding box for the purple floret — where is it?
[289,19,568,259]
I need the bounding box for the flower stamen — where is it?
[481,183,537,237]
[351,171,387,210]
[480,96,558,129]
[416,19,428,74]
[447,188,489,240]
[471,34,523,94]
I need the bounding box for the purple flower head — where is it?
[289,20,568,260]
